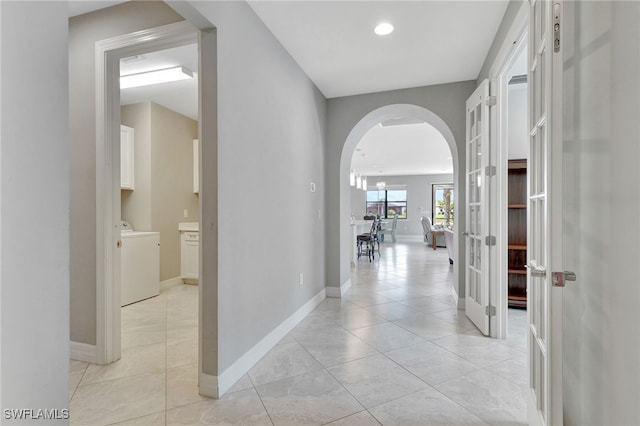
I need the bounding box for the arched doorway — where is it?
[338,104,461,301]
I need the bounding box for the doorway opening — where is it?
[348,119,454,262]
[118,39,201,397]
[339,104,461,303]
[93,17,220,400]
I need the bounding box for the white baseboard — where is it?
[199,372,219,399]
[70,341,97,364]
[216,288,326,397]
[160,276,184,292]
[326,278,352,298]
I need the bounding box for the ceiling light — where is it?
[120,66,193,89]
[374,22,394,36]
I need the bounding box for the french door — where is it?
[465,79,491,335]
[527,0,564,424]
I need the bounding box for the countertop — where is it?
[179,222,199,232]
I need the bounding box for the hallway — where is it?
[69,241,526,425]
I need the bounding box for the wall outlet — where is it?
[183,209,189,218]
[299,273,304,286]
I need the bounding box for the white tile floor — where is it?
[69,241,527,425]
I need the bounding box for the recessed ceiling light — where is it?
[374,22,394,36]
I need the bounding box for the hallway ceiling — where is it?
[248,0,510,98]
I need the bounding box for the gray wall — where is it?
[122,102,199,282]
[349,174,454,240]
[561,2,640,424]
[1,1,69,417]
[179,1,327,373]
[326,82,476,299]
[69,1,184,345]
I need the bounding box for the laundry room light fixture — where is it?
[374,22,394,36]
[120,66,193,89]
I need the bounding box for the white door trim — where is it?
[489,15,529,340]
[94,21,199,364]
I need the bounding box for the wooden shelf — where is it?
[508,159,527,309]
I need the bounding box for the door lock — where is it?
[551,271,576,287]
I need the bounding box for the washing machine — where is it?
[121,221,160,306]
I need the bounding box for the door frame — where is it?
[488,12,529,339]
[95,21,200,364]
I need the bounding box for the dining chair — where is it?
[357,219,380,261]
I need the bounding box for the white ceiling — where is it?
[120,44,199,120]
[71,0,510,176]
[68,0,128,17]
[248,0,509,98]
[351,122,453,177]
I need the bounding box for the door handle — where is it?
[117,240,122,248]
[525,263,546,278]
[462,232,470,236]
[551,271,577,287]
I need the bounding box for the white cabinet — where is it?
[120,125,135,190]
[181,231,199,283]
[193,139,199,194]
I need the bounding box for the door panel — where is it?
[465,79,490,335]
[527,1,563,424]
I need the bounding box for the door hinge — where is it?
[485,165,496,176]
[485,235,496,246]
[485,96,497,106]
[486,305,496,316]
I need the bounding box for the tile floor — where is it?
[69,241,527,425]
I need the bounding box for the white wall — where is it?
[507,84,527,160]
[349,174,454,240]
[561,2,640,424]
[0,1,69,419]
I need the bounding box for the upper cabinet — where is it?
[121,125,135,190]
[193,139,199,194]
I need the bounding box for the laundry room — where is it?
[119,43,200,307]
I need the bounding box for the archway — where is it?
[338,104,461,301]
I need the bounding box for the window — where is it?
[432,183,454,227]
[366,189,407,219]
